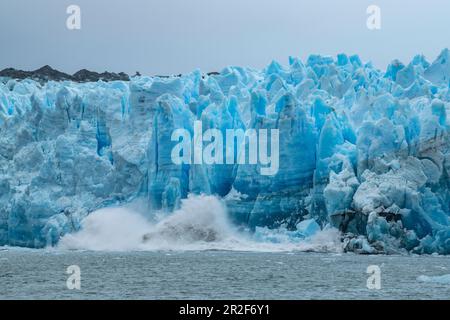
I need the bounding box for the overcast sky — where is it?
[0,0,449,75]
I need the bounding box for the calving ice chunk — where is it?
[170,120,279,176]
[1,49,450,255]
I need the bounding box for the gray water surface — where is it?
[1,250,449,299]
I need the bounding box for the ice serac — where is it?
[1,49,450,254]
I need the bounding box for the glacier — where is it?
[1,49,450,254]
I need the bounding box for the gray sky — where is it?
[0,0,449,75]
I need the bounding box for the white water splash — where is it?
[58,207,153,251]
[58,194,342,253]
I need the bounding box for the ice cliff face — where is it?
[1,49,450,254]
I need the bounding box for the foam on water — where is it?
[417,274,450,284]
[58,195,342,253]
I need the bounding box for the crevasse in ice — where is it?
[1,49,450,253]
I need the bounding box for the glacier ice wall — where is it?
[1,49,450,253]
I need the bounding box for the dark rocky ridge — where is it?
[0,66,222,83]
[0,65,130,83]
[72,69,130,82]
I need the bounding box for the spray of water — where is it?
[58,194,342,252]
[58,207,153,251]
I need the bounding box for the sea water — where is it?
[1,197,449,300]
[0,249,449,300]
